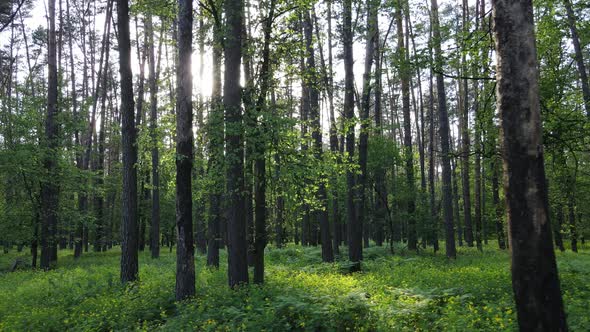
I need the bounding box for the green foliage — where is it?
[0,244,589,331]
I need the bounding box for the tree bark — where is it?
[396,0,416,251]
[40,0,59,270]
[460,0,474,248]
[343,0,361,267]
[117,0,138,284]
[431,0,456,259]
[492,0,567,329]
[304,7,333,263]
[207,9,223,268]
[225,0,249,287]
[175,0,196,300]
[146,14,160,259]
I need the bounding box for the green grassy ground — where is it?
[0,243,588,331]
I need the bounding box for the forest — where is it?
[0,0,589,330]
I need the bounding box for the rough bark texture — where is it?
[225,0,249,287]
[175,0,196,300]
[40,0,59,270]
[492,0,567,329]
[117,0,138,283]
[252,0,276,282]
[343,0,361,267]
[431,0,456,259]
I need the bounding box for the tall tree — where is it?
[175,0,196,300]
[359,0,377,251]
[343,0,361,267]
[118,0,138,283]
[225,0,249,287]
[396,0,416,250]
[40,0,59,270]
[492,0,567,329]
[459,0,474,247]
[430,0,456,259]
[206,5,223,268]
[146,14,160,259]
[304,7,333,263]
[563,0,590,117]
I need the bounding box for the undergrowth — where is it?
[0,242,588,331]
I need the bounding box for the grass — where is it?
[0,242,588,331]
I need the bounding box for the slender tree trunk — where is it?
[343,0,361,267]
[304,8,333,263]
[117,0,138,284]
[373,5,386,248]
[554,205,565,252]
[225,0,249,287]
[491,157,506,249]
[492,0,567,329]
[40,0,60,270]
[396,0,416,251]
[431,0,456,259]
[428,63,438,252]
[460,0,474,248]
[252,0,277,282]
[146,14,160,259]
[568,196,577,253]
[563,0,590,117]
[358,0,377,251]
[207,13,223,268]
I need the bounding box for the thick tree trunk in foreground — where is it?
[117,0,138,284]
[225,0,249,287]
[175,0,196,300]
[492,0,567,329]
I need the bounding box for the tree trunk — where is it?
[491,158,506,249]
[206,12,223,268]
[175,0,196,300]
[431,0,456,259]
[225,0,249,287]
[492,0,567,329]
[117,0,138,283]
[343,0,361,268]
[396,0,416,251]
[568,197,577,253]
[460,0,474,248]
[428,63,438,251]
[304,8,333,263]
[252,0,277,282]
[563,0,590,117]
[40,0,60,270]
[146,14,160,259]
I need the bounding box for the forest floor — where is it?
[0,242,588,331]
